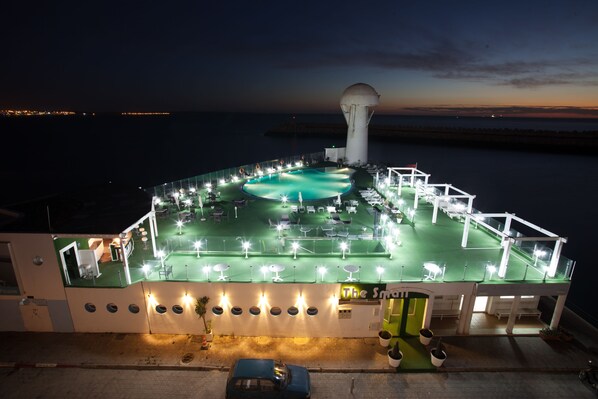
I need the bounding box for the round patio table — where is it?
[343,264,359,282]
[269,264,285,282]
[213,263,230,281]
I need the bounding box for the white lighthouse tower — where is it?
[340,83,380,165]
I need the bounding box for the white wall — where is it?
[0,233,67,300]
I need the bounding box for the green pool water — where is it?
[242,167,354,201]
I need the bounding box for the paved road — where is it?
[0,368,595,399]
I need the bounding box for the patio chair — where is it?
[330,213,342,224]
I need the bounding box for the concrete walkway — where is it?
[0,330,595,373]
[1,306,596,373]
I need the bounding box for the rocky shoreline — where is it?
[265,122,598,154]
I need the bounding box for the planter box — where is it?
[430,350,447,367]
[378,331,392,347]
[419,329,433,345]
[387,350,403,368]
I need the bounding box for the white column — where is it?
[397,176,403,196]
[503,213,513,235]
[457,292,476,335]
[498,238,513,278]
[505,295,521,334]
[462,214,471,248]
[549,294,567,330]
[149,213,158,257]
[547,239,564,278]
[467,196,475,213]
[120,235,132,285]
[432,197,440,224]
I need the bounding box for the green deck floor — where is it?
[67,163,566,288]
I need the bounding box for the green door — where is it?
[383,293,428,337]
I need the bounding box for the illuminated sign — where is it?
[339,284,386,300]
[340,284,428,300]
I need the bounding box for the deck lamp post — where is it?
[194,241,202,258]
[176,220,184,235]
[142,264,150,279]
[385,236,394,259]
[377,266,384,283]
[486,265,496,281]
[261,266,269,281]
[318,266,327,282]
[340,241,348,260]
[277,224,283,239]
[157,250,165,269]
[281,195,288,208]
[242,241,251,258]
[409,208,416,223]
[203,266,211,281]
[292,241,299,259]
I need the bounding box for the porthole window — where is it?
[287,306,299,316]
[249,306,261,316]
[128,304,140,314]
[84,303,96,313]
[231,306,243,316]
[155,304,167,314]
[212,306,224,315]
[306,307,318,316]
[270,307,282,316]
[172,305,184,314]
[106,303,118,313]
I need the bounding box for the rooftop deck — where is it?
[65,160,573,288]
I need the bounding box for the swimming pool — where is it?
[242,167,354,201]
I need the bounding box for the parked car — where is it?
[226,358,311,399]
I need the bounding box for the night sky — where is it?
[1,0,598,117]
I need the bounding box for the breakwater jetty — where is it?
[265,122,598,154]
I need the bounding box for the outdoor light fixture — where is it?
[377,266,384,282]
[189,187,196,193]
[286,163,292,168]
[281,195,288,207]
[219,178,225,185]
[176,220,184,235]
[277,224,283,238]
[486,265,497,281]
[261,266,269,280]
[340,241,348,260]
[157,250,165,268]
[142,264,150,279]
[232,175,239,182]
[194,241,202,258]
[242,241,251,258]
[202,266,211,280]
[292,241,299,259]
[318,266,327,282]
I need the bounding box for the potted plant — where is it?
[387,341,403,368]
[194,296,213,342]
[378,330,392,347]
[419,328,434,345]
[430,337,447,367]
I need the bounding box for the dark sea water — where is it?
[2,113,597,327]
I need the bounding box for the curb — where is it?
[0,362,585,374]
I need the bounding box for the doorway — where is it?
[383,293,428,337]
[59,242,80,285]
